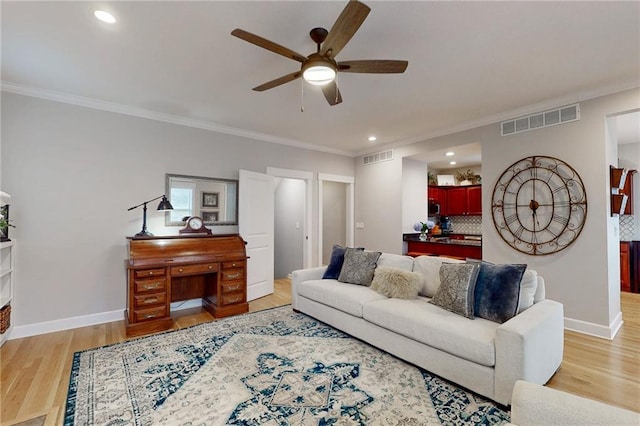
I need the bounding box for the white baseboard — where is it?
[564,311,624,340]
[11,309,124,340]
[9,299,207,340]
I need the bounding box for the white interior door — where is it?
[239,169,274,301]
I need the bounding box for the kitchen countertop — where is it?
[403,233,482,247]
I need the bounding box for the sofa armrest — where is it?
[494,299,564,405]
[510,380,640,426]
[291,266,327,309]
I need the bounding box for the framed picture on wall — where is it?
[201,210,219,223]
[201,192,219,208]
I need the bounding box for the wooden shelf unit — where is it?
[0,240,15,346]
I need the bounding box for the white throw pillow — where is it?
[412,255,464,297]
[517,269,539,313]
[370,266,422,299]
[377,253,415,272]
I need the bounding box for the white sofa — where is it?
[291,253,564,406]
[509,380,640,425]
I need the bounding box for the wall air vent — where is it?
[501,103,580,136]
[362,149,393,165]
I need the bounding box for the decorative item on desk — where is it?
[414,221,435,241]
[128,195,173,237]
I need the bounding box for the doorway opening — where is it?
[318,173,354,265]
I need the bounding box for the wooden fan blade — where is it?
[338,60,408,73]
[252,71,302,91]
[231,29,307,63]
[320,1,371,58]
[321,81,343,106]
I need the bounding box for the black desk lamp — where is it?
[128,195,173,237]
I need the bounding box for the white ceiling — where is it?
[2,1,639,157]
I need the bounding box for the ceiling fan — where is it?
[231,0,408,106]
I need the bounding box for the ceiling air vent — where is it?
[362,149,393,165]
[501,103,580,136]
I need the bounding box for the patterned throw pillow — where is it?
[338,248,382,286]
[370,266,423,299]
[322,245,364,279]
[430,263,480,319]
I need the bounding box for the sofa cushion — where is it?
[322,245,363,279]
[363,297,498,367]
[474,262,526,323]
[412,256,464,297]
[377,253,414,272]
[430,263,480,319]
[338,248,382,286]
[517,270,538,313]
[370,266,422,299]
[297,279,387,317]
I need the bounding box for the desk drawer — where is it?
[220,293,245,306]
[134,268,166,279]
[134,278,167,293]
[221,281,244,294]
[171,263,218,276]
[221,269,244,281]
[133,306,168,322]
[134,292,166,308]
[222,260,245,269]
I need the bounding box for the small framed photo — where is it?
[201,192,219,208]
[201,210,219,223]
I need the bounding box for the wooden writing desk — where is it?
[125,234,248,337]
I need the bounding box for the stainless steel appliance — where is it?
[428,201,440,215]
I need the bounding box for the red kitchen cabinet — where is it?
[467,186,482,215]
[446,188,467,215]
[428,186,448,215]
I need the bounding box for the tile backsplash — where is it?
[449,215,482,235]
[620,215,635,241]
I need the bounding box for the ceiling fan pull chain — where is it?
[335,74,339,103]
[300,80,304,112]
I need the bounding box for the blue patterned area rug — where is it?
[65,306,510,425]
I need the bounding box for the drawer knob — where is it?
[179,268,183,272]
[149,271,153,275]
[208,265,213,269]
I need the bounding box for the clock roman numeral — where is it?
[552,214,569,226]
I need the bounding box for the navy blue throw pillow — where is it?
[323,245,363,279]
[473,262,526,323]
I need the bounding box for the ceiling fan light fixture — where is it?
[303,65,336,86]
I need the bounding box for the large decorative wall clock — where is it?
[491,155,587,255]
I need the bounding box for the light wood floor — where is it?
[1,279,638,425]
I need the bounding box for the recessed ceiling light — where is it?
[449,161,457,165]
[445,151,455,156]
[94,10,116,24]
[368,136,377,142]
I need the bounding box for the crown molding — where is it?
[0,81,354,157]
[357,79,640,157]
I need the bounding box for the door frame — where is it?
[267,167,314,269]
[318,173,355,265]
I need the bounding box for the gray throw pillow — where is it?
[338,248,382,286]
[430,263,480,319]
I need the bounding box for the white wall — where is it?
[354,158,403,253]
[354,88,640,338]
[274,178,305,278]
[0,92,354,331]
[402,157,428,233]
[321,181,346,264]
